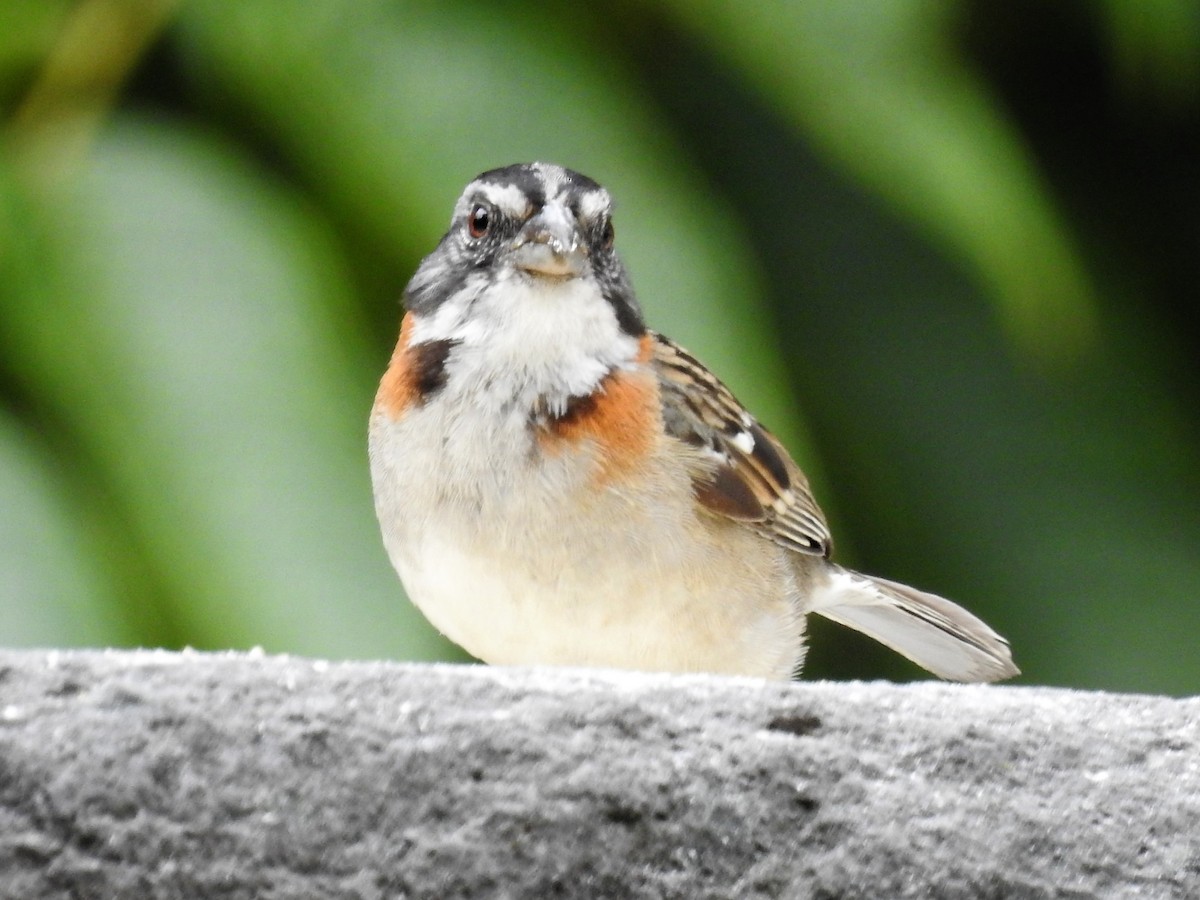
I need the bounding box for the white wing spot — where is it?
[731,430,756,454]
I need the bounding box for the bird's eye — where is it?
[467,204,491,239]
[601,218,615,249]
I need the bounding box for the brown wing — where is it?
[651,332,832,557]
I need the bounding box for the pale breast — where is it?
[369,396,806,679]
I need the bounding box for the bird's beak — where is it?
[511,204,586,278]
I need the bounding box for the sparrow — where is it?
[368,162,1018,682]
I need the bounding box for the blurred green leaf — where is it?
[0,413,132,647]
[0,1,71,110]
[1100,0,1200,105]
[658,0,1099,364]
[3,118,458,659]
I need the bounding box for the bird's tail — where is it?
[809,566,1019,683]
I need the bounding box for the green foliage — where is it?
[2,0,1198,692]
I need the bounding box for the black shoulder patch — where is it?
[411,339,457,400]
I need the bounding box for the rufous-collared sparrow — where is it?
[368,163,1018,682]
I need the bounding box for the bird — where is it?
[368,162,1018,683]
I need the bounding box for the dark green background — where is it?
[3,1,1198,694]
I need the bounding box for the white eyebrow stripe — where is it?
[576,189,611,222]
[481,183,531,218]
[457,182,531,220]
[455,167,612,225]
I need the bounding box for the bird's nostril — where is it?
[529,229,573,255]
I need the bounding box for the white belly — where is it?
[391,523,802,678]
[369,382,806,680]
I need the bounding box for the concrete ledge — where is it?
[0,650,1196,898]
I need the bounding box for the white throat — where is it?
[411,268,639,410]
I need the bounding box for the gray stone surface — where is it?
[0,650,1196,899]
